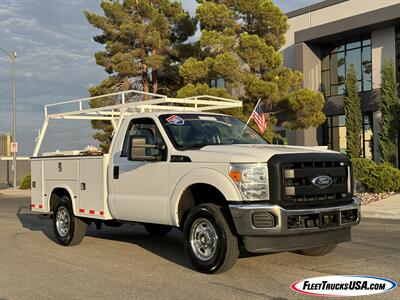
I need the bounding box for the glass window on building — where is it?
[210,78,226,89]
[362,112,374,160]
[321,35,372,97]
[321,113,374,159]
[322,115,347,154]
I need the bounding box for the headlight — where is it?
[229,163,269,201]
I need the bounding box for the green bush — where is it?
[352,158,400,193]
[19,174,31,190]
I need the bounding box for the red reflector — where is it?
[38,204,43,209]
[79,208,85,213]
[89,210,95,215]
[31,204,36,208]
[100,211,104,216]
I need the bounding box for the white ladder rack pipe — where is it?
[32,90,242,157]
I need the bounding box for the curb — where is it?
[0,189,31,198]
[361,210,400,220]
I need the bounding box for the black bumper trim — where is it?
[243,228,351,253]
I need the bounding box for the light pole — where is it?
[0,48,17,190]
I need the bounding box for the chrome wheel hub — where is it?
[56,207,70,237]
[190,218,218,261]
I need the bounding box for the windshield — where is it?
[159,114,267,149]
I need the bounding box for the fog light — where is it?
[252,212,275,228]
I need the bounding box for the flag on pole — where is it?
[251,100,267,134]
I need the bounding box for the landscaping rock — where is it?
[356,192,396,206]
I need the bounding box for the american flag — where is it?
[251,100,267,134]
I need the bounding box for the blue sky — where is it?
[0,0,321,155]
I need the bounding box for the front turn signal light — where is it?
[229,170,241,182]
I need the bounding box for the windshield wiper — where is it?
[181,143,220,149]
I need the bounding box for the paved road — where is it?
[0,192,399,300]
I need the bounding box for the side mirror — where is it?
[127,135,163,161]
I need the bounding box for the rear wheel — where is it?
[183,203,239,274]
[53,196,86,246]
[144,223,172,236]
[295,244,337,256]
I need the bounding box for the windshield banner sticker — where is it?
[198,116,217,121]
[291,275,397,297]
[166,115,185,125]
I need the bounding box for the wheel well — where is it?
[49,188,71,212]
[177,183,227,226]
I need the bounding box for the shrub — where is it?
[379,59,399,166]
[19,174,31,190]
[352,158,400,193]
[344,64,362,159]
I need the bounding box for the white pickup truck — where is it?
[31,90,360,273]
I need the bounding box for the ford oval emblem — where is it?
[311,175,333,189]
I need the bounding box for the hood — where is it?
[178,144,338,163]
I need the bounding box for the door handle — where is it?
[113,166,119,179]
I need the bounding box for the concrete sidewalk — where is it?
[361,193,400,220]
[0,188,31,198]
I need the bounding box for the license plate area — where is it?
[319,211,340,229]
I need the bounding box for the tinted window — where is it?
[121,118,165,158]
[159,114,267,149]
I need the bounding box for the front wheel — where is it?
[53,197,86,246]
[294,244,337,256]
[183,204,239,274]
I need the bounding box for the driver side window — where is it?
[121,118,165,159]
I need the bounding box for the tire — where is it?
[295,244,337,256]
[53,196,86,246]
[144,223,172,236]
[183,203,239,274]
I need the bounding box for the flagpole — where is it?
[244,98,261,126]
[237,98,261,139]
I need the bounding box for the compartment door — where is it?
[31,160,44,210]
[79,158,105,218]
[43,159,79,180]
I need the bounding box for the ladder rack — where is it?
[33,90,242,157]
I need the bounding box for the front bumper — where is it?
[229,196,361,253]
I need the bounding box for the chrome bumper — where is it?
[229,197,361,253]
[229,196,361,236]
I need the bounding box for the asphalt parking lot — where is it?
[0,192,399,300]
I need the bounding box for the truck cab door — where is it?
[109,117,169,224]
